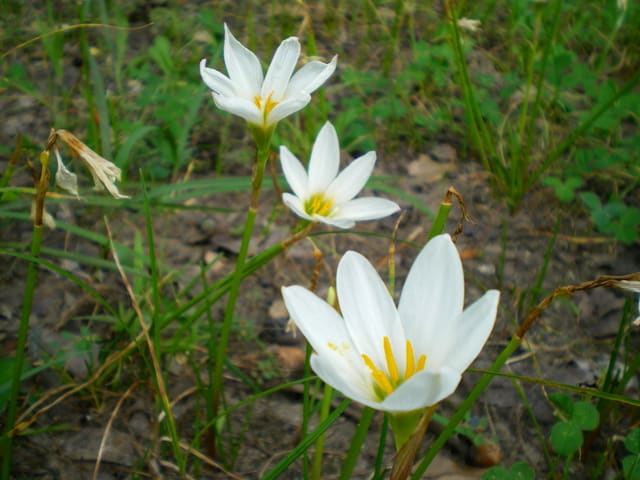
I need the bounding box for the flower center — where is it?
[304,192,334,217]
[361,336,427,401]
[254,92,279,119]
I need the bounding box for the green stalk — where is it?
[1,224,43,480]
[339,407,376,480]
[516,6,541,155]
[447,6,497,180]
[141,177,184,471]
[207,141,271,454]
[262,399,351,480]
[521,0,563,183]
[373,414,389,480]
[427,200,452,240]
[410,336,522,479]
[1,150,50,480]
[311,383,333,480]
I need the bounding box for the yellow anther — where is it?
[362,353,394,395]
[405,340,416,378]
[362,337,427,401]
[383,336,399,382]
[416,353,426,372]
[304,193,334,217]
[254,92,279,119]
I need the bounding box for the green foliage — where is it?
[580,192,640,244]
[548,392,599,456]
[624,428,640,480]
[482,461,535,480]
[1,1,639,478]
[542,176,584,203]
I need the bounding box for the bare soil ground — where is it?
[1,3,639,479]
[2,151,638,479]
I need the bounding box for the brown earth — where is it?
[1,2,639,479]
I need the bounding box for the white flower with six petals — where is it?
[281,234,500,412]
[200,24,337,130]
[281,122,400,228]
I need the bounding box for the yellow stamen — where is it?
[254,92,279,117]
[384,337,399,382]
[361,336,427,401]
[416,353,426,371]
[362,353,394,395]
[405,340,415,378]
[304,193,334,217]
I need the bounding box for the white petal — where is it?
[212,94,263,125]
[311,214,355,229]
[282,193,313,221]
[223,24,263,98]
[281,286,345,352]
[337,251,406,373]
[333,197,400,222]
[379,367,461,412]
[280,145,308,199]
[326,151,376,203]
[199,59,235,97]
[281,285,372,396]
[311,354,376,408]
[308,122,340,193]
[286,55,338,95]
[266,94,310,125]
[436,290,499,372]
[262,37,300,100]
[398,234,464,354]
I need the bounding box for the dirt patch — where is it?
[2,149,638,479]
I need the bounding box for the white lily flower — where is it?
[280,122,400,228]
[282,234,500,413]
[199,24,337,131]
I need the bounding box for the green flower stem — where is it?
[339,407,376,480]
[311,382,333,480]
[208,141,271,453]
[410,336,522,479]
[1,224,43,480]
[391,404,438,480]
[2,151,50,480]
[428,199,452,240]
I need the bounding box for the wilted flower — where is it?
[52,129,129,199]
[30,201,56,229]
[54,147,79,196]
[280,122,400,228]
[457,17,482,32]
[200,24,337,132]
[282,234,500,413]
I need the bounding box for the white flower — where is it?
[280,122,400,228]
[199,24,337,130]
[281,234,500,412]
